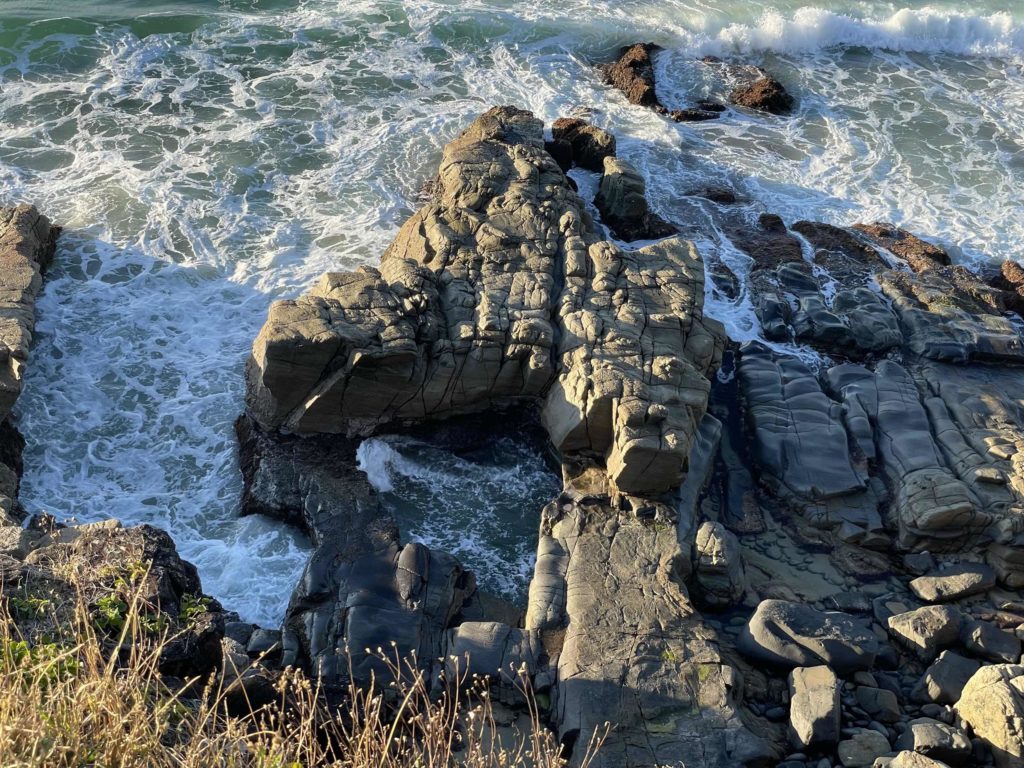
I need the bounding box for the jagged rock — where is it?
[912,651,981,704]
[730,213,804,273]
[688,186,738,204]
[955,664,1024,768]
[670,108,720,122]
[852,223,950,272]
[551,117,616,171]
[526,489,767,767]
[960,618,1021,663]
[792,220,887,275]
[738,599,879,674]
[247,107,724,497]
[887,606,962,661]
[692,521,745,607]
[894,718,972,765]
[600,43,661,109]
[839,729,892,767]
[594,156,677,241]
[788,665,841,749]
[990,542,1024,588]
[990,260,1024,316]
[729,74,794,114]
[909,563,996,602]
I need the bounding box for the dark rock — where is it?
[738,599,879,674]
[911,651,981,705]
[960,619,1021,663]
[544,138,573,173]
[670,108,721,122]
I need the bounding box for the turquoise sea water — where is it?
[1,0,1022,623]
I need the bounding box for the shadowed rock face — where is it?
[247,106,724,496]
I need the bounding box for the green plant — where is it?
[178,593,211,627]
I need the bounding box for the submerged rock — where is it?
[852,222,950,272]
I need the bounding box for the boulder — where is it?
[445,621,540,693]
[789,665,841,749]
[594,155,677,241]
[887,606,962,661]
[909,563,996,602]
[599,43,661,109]
[551,116,616,171]
[955,664,1024,768]
[737,599,879,674]
[729,74,794,114]
[911,651,981,705]
[692,521,746,608]
[894,718,972,765]
[960,618,1021,663]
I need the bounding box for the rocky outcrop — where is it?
[599,43,661,109]
[2,519,226,678]
[852,222,950,272]
[525,471,766,768]
[594,156,677,241]
[0,204,58,525]
[247,107,724,497]
[551,117,616,171]
[729,74,794,114]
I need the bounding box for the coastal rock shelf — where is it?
[242,107,760,766]
[241,104,1024,767]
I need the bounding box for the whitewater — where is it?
[0,0,1022,625]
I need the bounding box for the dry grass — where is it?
[0,578,605,768]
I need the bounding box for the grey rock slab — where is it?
[909,563,996,603]
[738,599,879,674]
[789,665,842,749]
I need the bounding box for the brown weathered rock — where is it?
[599,43,661,109]
[729,74,794,114]
[852,222,950,272]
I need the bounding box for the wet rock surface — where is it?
[238,104,1024,768]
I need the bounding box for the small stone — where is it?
[857,686,902,723]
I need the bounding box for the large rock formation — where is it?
[0,204,58,525]
[247,106,724,497]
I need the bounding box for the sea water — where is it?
[0,0,1022,624]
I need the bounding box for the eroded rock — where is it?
[956,664,1024,768]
